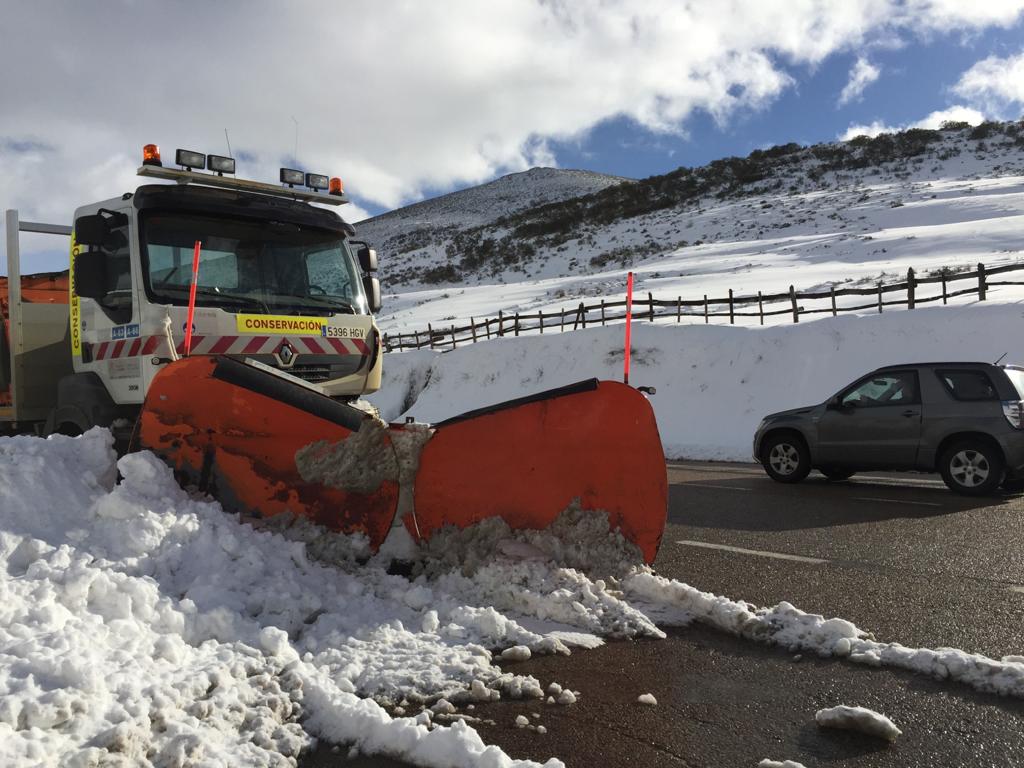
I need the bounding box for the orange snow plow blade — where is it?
[409,380,667,564]
[134,355,400,549]
[136,357,667,563]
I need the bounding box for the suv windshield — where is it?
[140,212,365,315]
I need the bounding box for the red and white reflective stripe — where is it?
[87,334,367,360]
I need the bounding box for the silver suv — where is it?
[753,363,1024,495]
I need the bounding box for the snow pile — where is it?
[0,430,598,767]
[815,705,902,742]
[371,304,1024,461]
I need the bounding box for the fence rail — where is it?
[382,260,1024,353]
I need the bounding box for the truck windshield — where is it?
[140,212,365,315]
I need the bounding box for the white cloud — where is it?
[838,105,986,141]
[2,1,1024,267]
[953,50,1024,116]
[838,57,881,106]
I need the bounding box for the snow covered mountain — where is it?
[357,120,1024,336]
[356,167,631,286]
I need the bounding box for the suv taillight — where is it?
[1003,400,1023,429]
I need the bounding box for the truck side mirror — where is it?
[74,251,108,300]
[363,275,382,313]
[74,215,109,246]
[357,245,378,273]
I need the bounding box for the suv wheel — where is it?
[762,434,811,484]
[939,440,1004,496]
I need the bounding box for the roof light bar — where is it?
[280,168,304,187]
[305,173,329,191]
[207,154,236,175]
[175,149,206,171]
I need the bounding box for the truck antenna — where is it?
[995,352,1008,365]
[224,128,234,159]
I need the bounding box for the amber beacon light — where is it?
[329,177,344,196]
[142,144,162,166]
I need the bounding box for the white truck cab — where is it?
[3,145,383,440]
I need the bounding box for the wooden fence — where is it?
[381,260,1024,353]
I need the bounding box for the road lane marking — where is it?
[682,483,753,492]
[854,496,943,507]
[676,540,827,564]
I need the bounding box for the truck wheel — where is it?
[821,468,855,481]
[761,434,811,484]
[939,440,1004,496]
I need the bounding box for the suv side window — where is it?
[841,371,920,408]
[936,369,999,401]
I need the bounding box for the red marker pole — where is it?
[624,271,633,385]
[184,240,201,356]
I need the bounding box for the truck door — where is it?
[816,370,923,468]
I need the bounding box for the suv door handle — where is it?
[902,410,919,418]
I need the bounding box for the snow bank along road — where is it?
[371,303,1024,463]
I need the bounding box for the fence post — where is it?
[582,304,588,328]
[790,285,798,323]
[907,267,916,309]
[677,296,681,323]
[427,323,434,349]
[514,312,520,336]
[485,318,492,339]
[758,291,764,326]
[560,308,565,333]
[648,292,654,323]
[601,300,606,326]
[830,286,837,317]
[471,318,477,342]
[498,310,504,337]
[941,270,948,305]
[877,283,883,313]
[728,289,734,325]
[539,310,544,334]
[978,262,987,300]
[451,325,457,349]
[703,294,709,324]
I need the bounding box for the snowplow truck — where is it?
[2,145,667,562]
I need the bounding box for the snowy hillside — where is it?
[356,167,631,287]
[362,121,1024,336]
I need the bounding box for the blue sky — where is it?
[386,22,1024,216]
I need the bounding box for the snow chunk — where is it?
[501,645,532,662]
[637,693,658,706]
[759,760,808,768]
[815,705,901,742]
[556,690,577,705]
[515,715,530,728]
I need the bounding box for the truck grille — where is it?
[289,363,337,383]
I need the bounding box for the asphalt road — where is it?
[305,463,1024,768]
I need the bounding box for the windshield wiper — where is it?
[155,286,270,312]
[271,292,356,314]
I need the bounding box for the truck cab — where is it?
[3,146,383,439]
